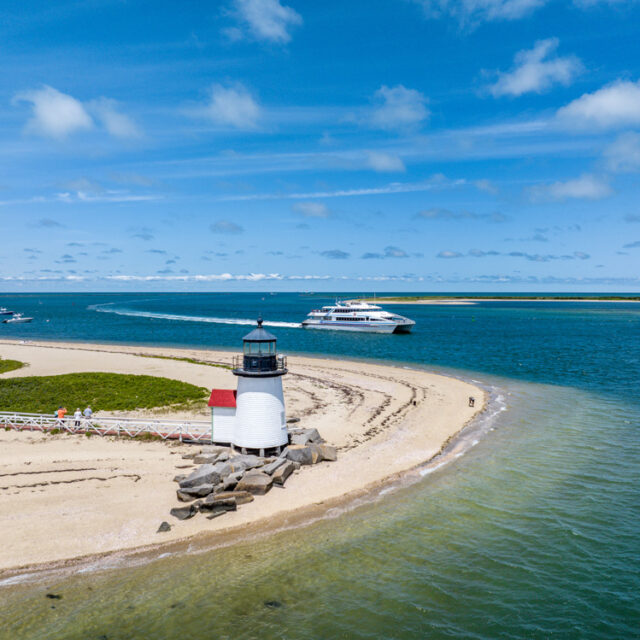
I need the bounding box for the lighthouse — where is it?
[231,318,288,454]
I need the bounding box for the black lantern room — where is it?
[232,318,287,377]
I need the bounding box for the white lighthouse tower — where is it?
[231,318,288,454]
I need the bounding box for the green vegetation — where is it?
[0,358,25,374]
[0,372,208,414]
[138,353,232,369]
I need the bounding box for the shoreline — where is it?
[0,339,487,578]
[359,297,640,305]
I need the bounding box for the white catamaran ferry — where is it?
[301,300,415,334]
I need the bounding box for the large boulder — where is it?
[177,483,215,498]
[200,494,237,512]
[235,471,273,495]
[284,445,314,465]
[272,460,295,486]
[218,490,254,505]
[170,504,198,520]
[221,471,244,491]
[289,428,323,446]
[262,457,286,476]
[179,464,221,489]
[173,474,187,483]
[231,454,265,471]
[193,453,219,465]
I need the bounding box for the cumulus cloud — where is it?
[365,151,406,172]
[90,98,141,139]
[362,246,410,259]
[14,85,93,139]
[416,208,508,222]
[292,201,331,218]
[528,174,612,201]
[603,132,640,172]
[369,85,429,131]
[489,38,583,97]
[228,0,302,43]
[557,80,640,129]
[205,83,262,129]
[320,249,350,259]
[210,220,245,234]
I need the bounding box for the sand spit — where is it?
[0,340,485,574]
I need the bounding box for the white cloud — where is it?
[412,0,547,24]
[490,38,583,97]
[91,98,141,139]
[370,85,429,131]
[210,220,245,234]
[603,132,640,172]
[231,0,302,43]
[365,151,406,172]
[205,83,262,129]
[528,173,612,201]
[292,201,331,217]
[557,80,640,129]
[14,85,93,139]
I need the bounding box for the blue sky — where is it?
[1,0,639,292]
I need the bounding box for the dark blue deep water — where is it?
[1,292,639,639]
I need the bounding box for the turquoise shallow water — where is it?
[0,293,639,639]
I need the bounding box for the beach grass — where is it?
[0,358,25,374]
[0,372,208,414]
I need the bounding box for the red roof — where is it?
[208,389,237,408]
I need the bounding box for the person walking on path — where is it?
[56,406,67,427]
[74,408,82,427]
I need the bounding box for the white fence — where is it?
[0,411,212,443]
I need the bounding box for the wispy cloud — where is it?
[489,38,583,97]
[603,132,640,172]
[221,175,466,201]
[437,248,591,261]
[369,85,429,131]
[365,151,406,172]
[90,98,142,139]
[416,208,508,222]
[33,218,65,228]
[623,240,640,248]
[226,0,302,44]
[362,246,410,259]
[320,249,350,259]
[411,0,548,25]
[200,82,262,130]
[528,174,612,201]
[292,201,331,218]
[210,220,244,234]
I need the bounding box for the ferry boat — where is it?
[301,300,415,334]
[2,313,33,324]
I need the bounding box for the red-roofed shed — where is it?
[208,389,237,408]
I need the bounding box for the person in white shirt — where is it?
[74,408,82,427]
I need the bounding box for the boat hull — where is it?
[2,318,32,324]
[302,321,405,334]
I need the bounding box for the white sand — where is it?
[0,340,485,572]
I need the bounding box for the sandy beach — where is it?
[0,340,485,574]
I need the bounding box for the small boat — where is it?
[3,313,33,324]
[0,307,14,315]
[302,300,415,334]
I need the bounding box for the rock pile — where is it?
[168,427,337,522]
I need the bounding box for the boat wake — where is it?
[88,304,301,329]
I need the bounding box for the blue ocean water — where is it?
[0,292,639,639]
